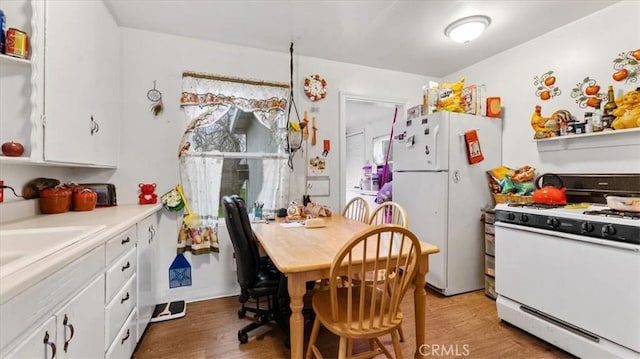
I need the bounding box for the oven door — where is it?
[495,222,640,353]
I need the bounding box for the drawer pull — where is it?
[62,314,75,352]
[121,329,130,344]
[121,262,131,271]
[44,331,57,359]
[121,237,130,245]
[120,292,130,304]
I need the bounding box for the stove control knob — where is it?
[506,212,516,221]
[519,214,529,223]
[581,222,594,233]
[546,217,560,228]
[602,224,616,236]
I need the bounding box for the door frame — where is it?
[338,92,406,210]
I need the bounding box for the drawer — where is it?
[485,254,495,277]
[105,308,137,359]
[105,248,136,302]
[105,226,137,265]
[484,211,495,224]
[485,275,496,299]
[105,274,137,349]
[485,223,495,235]
[484,233,495,256]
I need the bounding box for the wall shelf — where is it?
[0,53,30,66]
[534,127,640,152]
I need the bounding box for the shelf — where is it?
[0,156,117,169]
[535,127,640,152]
[0,156,31,164]
[0,53,31,66]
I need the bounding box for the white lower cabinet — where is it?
[3,316,57,359]
[0,209,161,358]
[55,275,106,358]
[4,274,104,359]
[136,213,158,341]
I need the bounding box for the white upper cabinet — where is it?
[43,0,120,167]
[0,0,34,162]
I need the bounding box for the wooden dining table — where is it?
[252,215,439,359]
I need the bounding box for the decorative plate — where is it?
[304,74,327,102]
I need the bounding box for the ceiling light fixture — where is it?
[444,15,491,44]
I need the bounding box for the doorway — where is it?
[339,93,405,209]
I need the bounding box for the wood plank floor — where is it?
[133,288,573,358]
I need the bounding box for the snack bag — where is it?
[437,78,465,113]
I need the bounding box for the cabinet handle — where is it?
[44,331,57,359]
[90,116,97,135]
[62,314,75,353]
[121,329,130,345]
[148,226,153,244]
[121,262,130,271]
[120,292,130,304]
[121,236,130,245]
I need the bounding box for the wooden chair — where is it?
[368,201,408,227]
[367,201,409,341]
[342,196,370,223]
[306,224,422,359]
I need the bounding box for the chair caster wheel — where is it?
[238,331,248,344]
[238,309,246,318]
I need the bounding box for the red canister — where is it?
[39,186,72,214]
[5,28,29,59]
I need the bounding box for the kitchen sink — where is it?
[0,225,106,277]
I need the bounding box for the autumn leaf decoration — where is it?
[570,77,605,109]
[533,70,561,100]
[612,49,639,84]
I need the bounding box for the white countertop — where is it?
[0,204,162,303]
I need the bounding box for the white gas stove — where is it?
[494,174,640,358]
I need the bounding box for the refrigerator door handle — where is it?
[433,124,440,169]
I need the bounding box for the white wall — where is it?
[115,28,430,302]
[446,1,640,174]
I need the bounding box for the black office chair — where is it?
[231,195,276,274]
[222,196,287,344]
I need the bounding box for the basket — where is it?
[492,193,532,204]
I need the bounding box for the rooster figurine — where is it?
[530,105,559,139]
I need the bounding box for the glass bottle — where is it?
[592,103,603,132]
[602,86,617,129]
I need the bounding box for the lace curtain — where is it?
[177,72,290,254]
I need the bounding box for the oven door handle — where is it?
[495,222,640,252]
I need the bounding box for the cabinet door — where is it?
[3,316,57,359]
[88,0,120,167]
[136,214,158,341]
[43,0,119,167]
[55,274,105,359]
[43,0,95,164]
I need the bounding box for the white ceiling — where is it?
[104,0,619,77]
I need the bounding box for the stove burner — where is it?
[507,202,564,210]
[583,209,640,220]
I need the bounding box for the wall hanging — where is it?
[304,74,327,112]
[147,80,164,116]
[286,42,305,169]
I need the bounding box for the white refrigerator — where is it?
[392,111,502,296]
